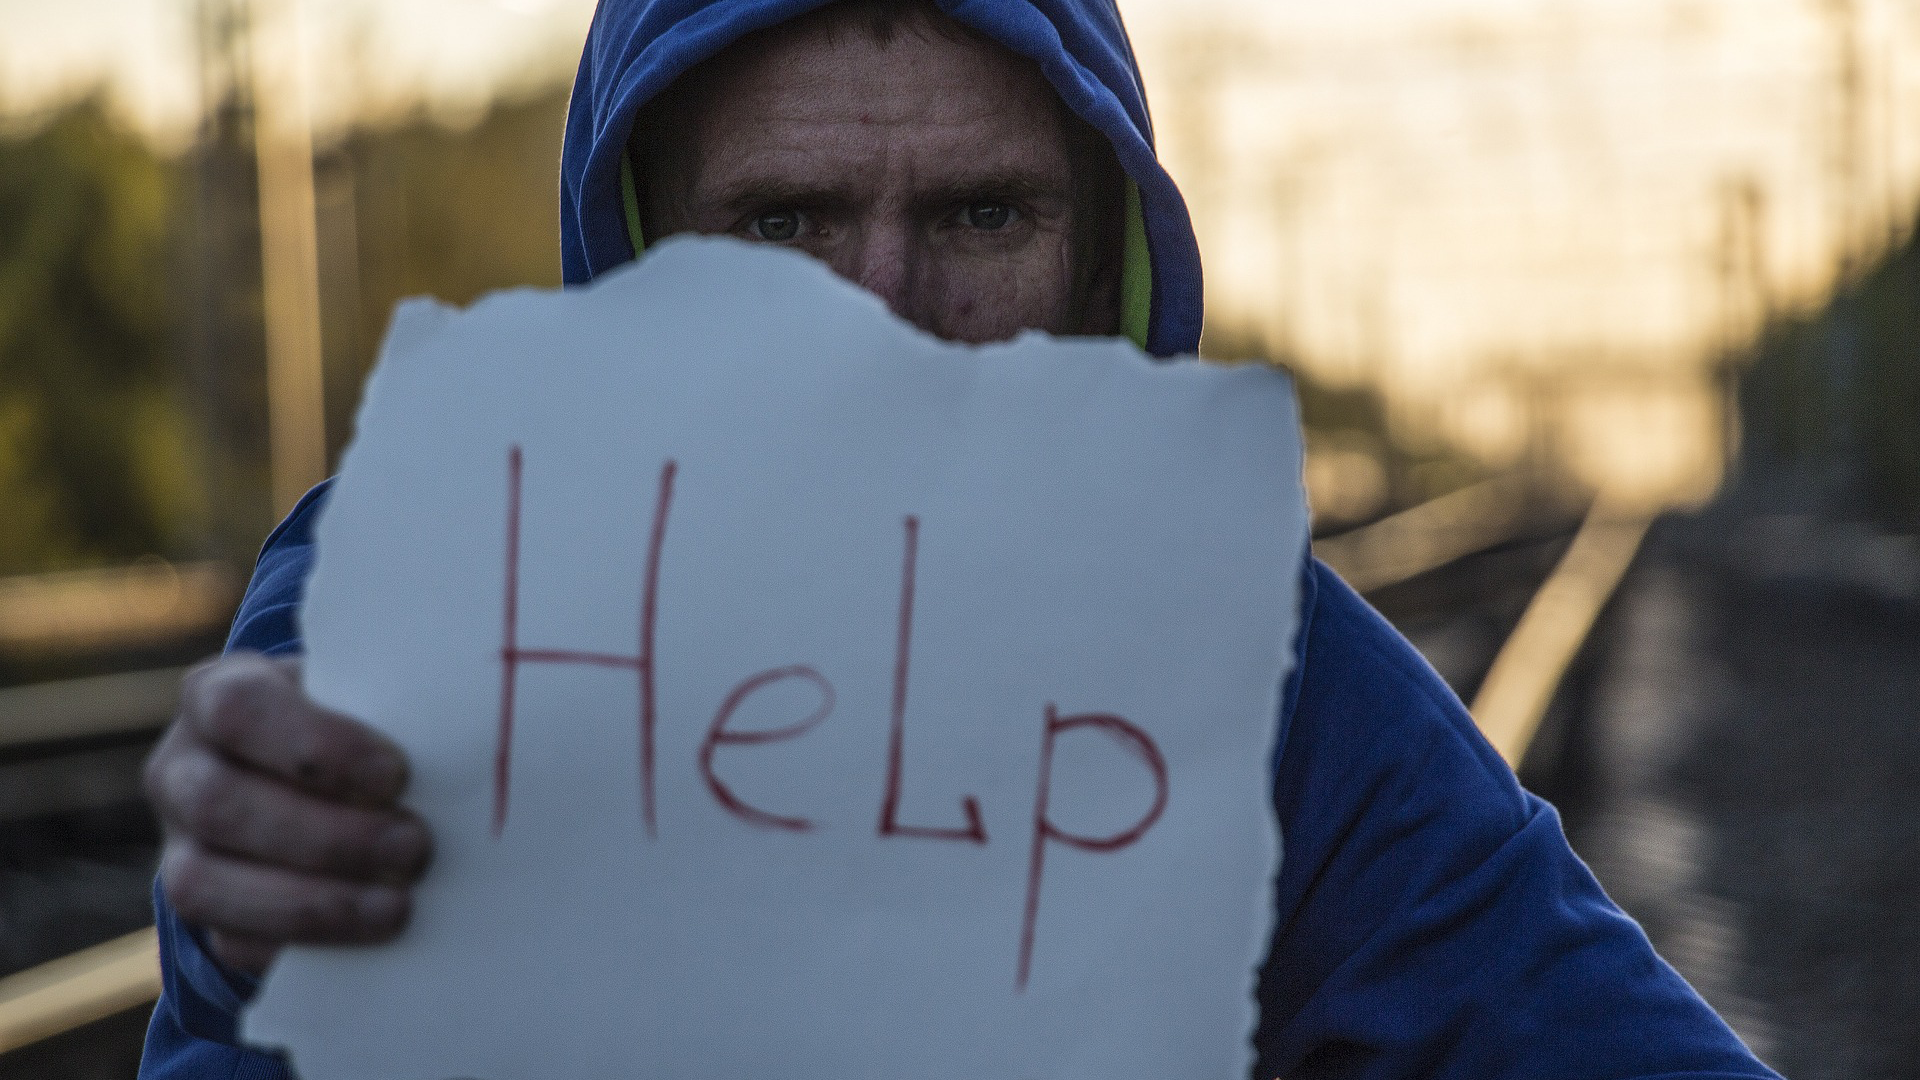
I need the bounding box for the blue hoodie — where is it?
[140,2,1780,1078]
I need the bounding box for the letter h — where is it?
[494,445,677,838]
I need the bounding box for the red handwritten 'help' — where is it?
[491,446,1169,990]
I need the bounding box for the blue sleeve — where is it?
[1252,559,1780,1080]
[139,484,332,1080]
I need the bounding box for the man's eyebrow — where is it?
[710,179,855,214]
[917,173,1070,208]
[705,172,1072,215]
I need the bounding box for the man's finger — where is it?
[203,932,282,979]
[179,654,408,802]
[150,746,430,880]
[160,842,411,946]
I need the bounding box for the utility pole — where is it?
[1820,0,1867,279]
[249,0,328,516]
[1714,175,1769,478]
[1878,0,1903,253]
[188,0,268,558]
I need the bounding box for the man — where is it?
[138,1,1781,1077]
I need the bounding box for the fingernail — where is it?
[375,821,428,871]
[356,886,407,928]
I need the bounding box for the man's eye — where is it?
[962,201,1018,231]
[747,210,803,242]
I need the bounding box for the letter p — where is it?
[1017,704,1169,992]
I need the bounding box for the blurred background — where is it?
[0,0,1914,1076]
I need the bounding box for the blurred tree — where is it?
[317,89,568,461]
[1740,221,1920,530]
[0,83,571,580]
[1201,325,1491,529]
[0,97,203,576]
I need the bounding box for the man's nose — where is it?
[839,223,916,326]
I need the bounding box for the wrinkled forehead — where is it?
[626,0,1074,163]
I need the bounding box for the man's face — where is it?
[638,11,1122,344]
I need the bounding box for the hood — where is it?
[558,0,1203,356]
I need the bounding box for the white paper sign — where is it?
[241,237,1307,1080]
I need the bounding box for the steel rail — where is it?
[0,666,186,751]
[1315,473,1538,594]
[0,928,161,1054]
[1470,498,1654,766]
[0,562,239,654]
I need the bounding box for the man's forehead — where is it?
[692,160,1075,216]
[667,11,1076,191]
[686,108,1077,208]
[690,10,1059,125]
[701,0,1003,79]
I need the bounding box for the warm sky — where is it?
[5,0,1916,502]
[0,0,597,140]
[1118,0,1919,501]
[2,0,1638,138]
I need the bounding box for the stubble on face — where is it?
[632,4,1124,344]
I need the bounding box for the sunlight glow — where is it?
[1121,0,1920,504]
[4,0,1913,508]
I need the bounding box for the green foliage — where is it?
[0,97,202,575]
[1201,325,1489,518]
[0,86,572,577]
[313,89,570,459]
[1741,226,1920,530]
[334,94,568,362]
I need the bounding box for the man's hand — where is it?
[144,653,432,976]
